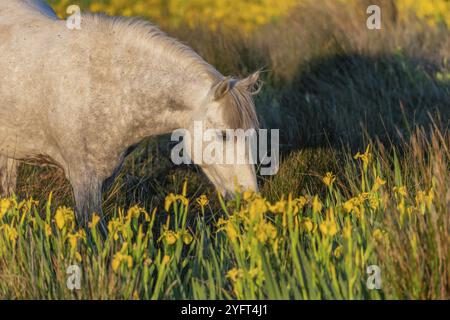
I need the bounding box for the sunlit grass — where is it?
[49,0,298,32]
[48,0,450,31]
[1,129,448,299]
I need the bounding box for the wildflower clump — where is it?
[0,132,447,300]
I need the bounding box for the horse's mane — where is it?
[222,81,260,130]
[84,14,220,79]
[84,14,260,130]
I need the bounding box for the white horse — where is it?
[0,0,260,225]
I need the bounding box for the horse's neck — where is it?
[111,38,216,145]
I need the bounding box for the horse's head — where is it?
[185,71,262,198]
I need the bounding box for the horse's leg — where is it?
[0,156,18,197]
[69,171,104,229]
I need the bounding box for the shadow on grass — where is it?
[258,52,449,199]
[259,52,450,150]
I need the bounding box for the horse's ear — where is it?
[237,71,262,95]
[214,77,236,101]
